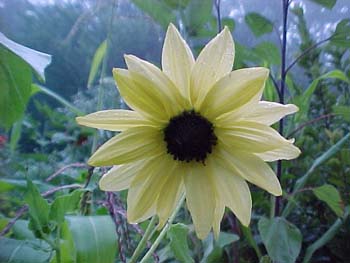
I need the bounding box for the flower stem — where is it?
[275,0,289,217]
[129,216,157,263]
[139,194,186,263]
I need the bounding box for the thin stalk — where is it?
[139,194,185,263]
[285,37,331,74]
[274,0,289,217]
[129,216,158,263]
[214,0,222,32]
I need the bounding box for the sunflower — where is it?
[76,24,300,239]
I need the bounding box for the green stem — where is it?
[241,226,262,259]
[55,225,61,263]
[139,194,185,263]
[129,216,158,263]
[302,207,349,263]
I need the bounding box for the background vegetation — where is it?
[0,0,349,262]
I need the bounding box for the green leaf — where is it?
[164,0,191,9]
[245,13,273,37]
[131,0,176,29]
[333,105,350,121]
[0,238,52,263]
[9,118,23,151]
[24,179,51,234]
[215,232,240,247]
[167,223,194,263]
[222,18,235,32]
[49,189,85,224]
[331,19,350,47]
[87,40,107,88]
[258,217,302,263]
[309,0,337,9]
[184,0,212,36]
[51,221,77,263]
[293,70,350,122]
[283,133,350,217]
[0,32,51,80]
[0,46,32,129]
[313,184,344,217]
[260,255,272,263]
[12,220,36,240]
[201,232,239,263]
[66,216,117,263]
[253,42,281,65]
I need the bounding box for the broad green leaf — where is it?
[303,207,349,263]
[0,238,52,263]
[131,0,176,29]
[330,19,350,47]
[0,46,32,129]
[253,42,281,65]
[24,179,51,234]
[260,255,272,263]
[234,42,260,68]
[258,217,302,263]
[87,40,107,88]
[51,221,77,263]
[167,223,194,263]
[313,184,344,217]
[333,105,350,121]
[184,0,212,36]
[245,13,273,37]
[294,70,349,122]
[66,216,117,263]
[222,18,235,32]
[201,232,239,263]
[0,179,15,193]
[0,32,51,80]
[12,220,36,240]
[164,0,191,9]
[309,0,336,9]
[49,189,85,224]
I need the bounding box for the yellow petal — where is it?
[162,23,195,99]
[113,68,169,122]
[200,68,269,120]
[127,154,176,223]
[124,55,190,113]
[242,101,299,125]
[88,127,164,166]
[216,121,290,153]
[213,200,225,240]
[99,160,146,191]
[191,27,235,107]
[217,147,282,196]
[76,109,156,131]
[211,157,252,226]
[156,164,185,227]
[184,163,216,240]
[256,139,301,161]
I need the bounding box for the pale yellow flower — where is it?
[76,24,300,239]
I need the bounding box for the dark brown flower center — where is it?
[163,110,217,163]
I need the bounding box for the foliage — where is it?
[1,0,350,262]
